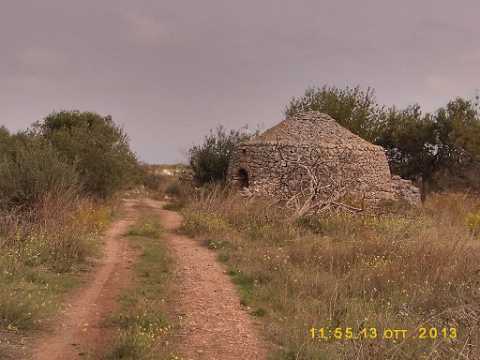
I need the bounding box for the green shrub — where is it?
[286,85,382,142]
[188,126,255,185]
[0,135,79,209]
[35,111,141,198]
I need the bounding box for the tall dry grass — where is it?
[181,188,480,359]
[1,192,111,271]
[0,192,112,334]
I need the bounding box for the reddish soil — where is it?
[29,198,268,360]
[30,199,139,360]
[145,199,268,360]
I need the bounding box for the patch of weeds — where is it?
[0,268,79,332]
[295,215,349,235]
[181,211,232,238]
[250,307,267,317]
[127,217,163,239]
[217,253,230,263]
[227,269,254,306]
[105,306,170,360]
[163,201,185,212]
[205,238,229,250]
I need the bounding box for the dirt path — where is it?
[31,199,139,360]
[144,199,268,360]
[30,198,267,360]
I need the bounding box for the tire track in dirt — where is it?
[31,199,140,360]
[144,199,268,360]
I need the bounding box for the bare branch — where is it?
[276,146,364,218]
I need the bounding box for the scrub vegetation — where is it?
[0,111,141,358]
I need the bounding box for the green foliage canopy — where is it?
[286,86,385,142]
[35,111,140,198]
[0,133,79,209]
[189,126,254,185]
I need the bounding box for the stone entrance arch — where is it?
[238,168,249,189]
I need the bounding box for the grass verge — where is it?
[0,196,113,358]
[104,213,177,360]
[181,188,480,360]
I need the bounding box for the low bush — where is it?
[188,126,255,185]
[0,135,79,210]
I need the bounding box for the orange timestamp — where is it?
[309,327,458,341]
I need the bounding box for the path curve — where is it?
[31,199,139,360]
[145,199,268,360]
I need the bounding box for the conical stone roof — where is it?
[246,111,379,151]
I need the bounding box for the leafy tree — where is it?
[377,105,436,180]
[36,111,140,198]
[189,126,254,185]
[286,86,385,142]
[435,98,480,163]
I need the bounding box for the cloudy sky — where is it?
[1,1,479,163]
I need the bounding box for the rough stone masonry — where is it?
[227,111,421,208]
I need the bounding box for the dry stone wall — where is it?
[227,111,421,208]
[391,176,422,206]
[228,143,395,207]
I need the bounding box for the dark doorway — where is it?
[238,168,249,189]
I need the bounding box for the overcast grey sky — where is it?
[1,1,479,163]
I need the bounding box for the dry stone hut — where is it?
[227,111,420,210]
